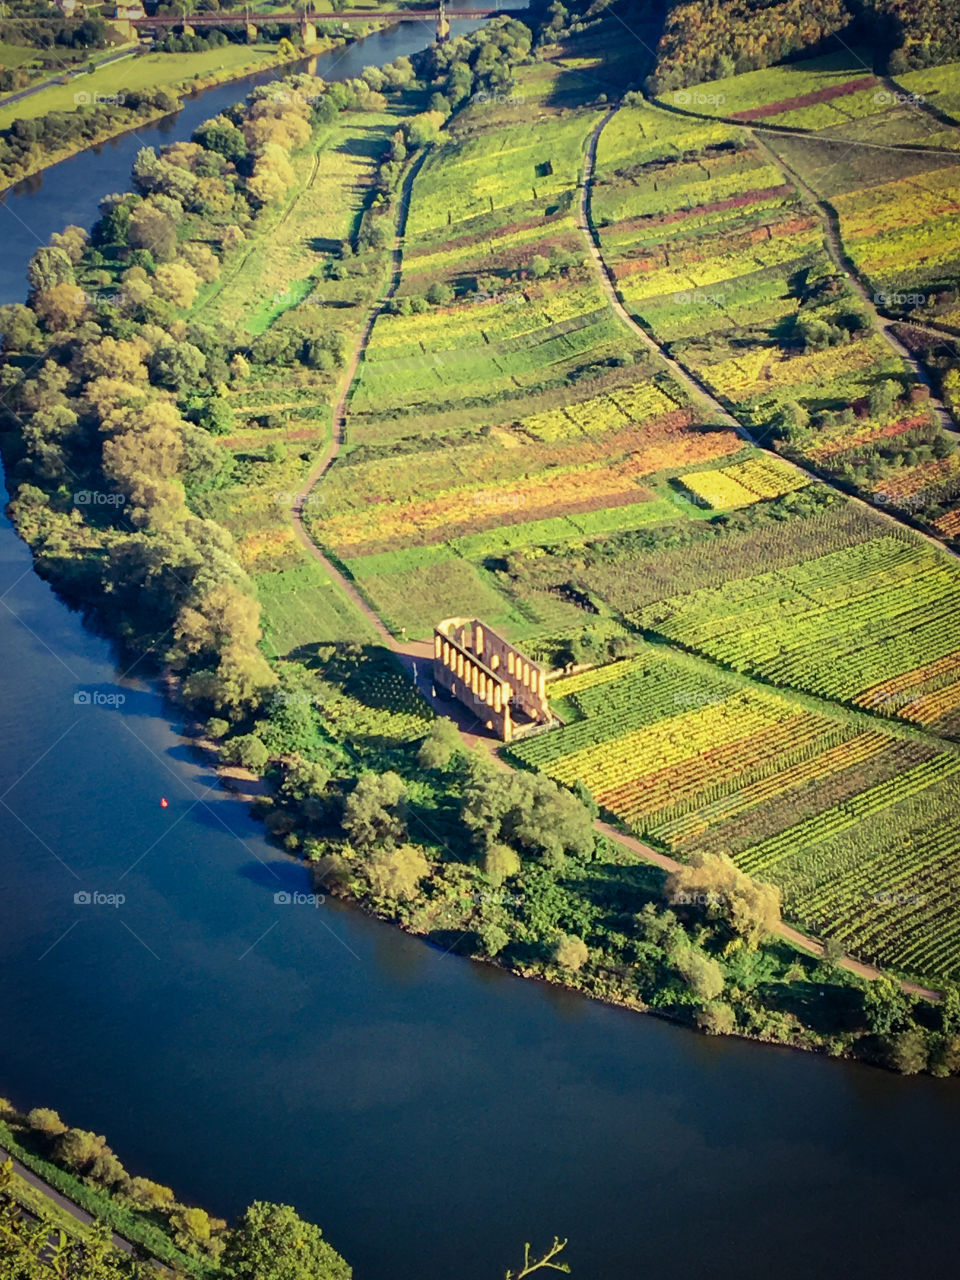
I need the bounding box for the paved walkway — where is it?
[0,1144,137,1257]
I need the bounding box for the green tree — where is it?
[695,1001,736,1035]
[484,843,521,887]
[27,245,74,294]
[928,1034,960,1078]
[221,1201,351,1280]
[343,772,406,852]
[868,379,899,418]
[416,717,462,770]
[366,843,430,900]
[671,944,724,1003]
[883,1029,927,1075]
[425,281,454,306]
[863,977,911,1037]
[149,341,206,393]
[553,933,588,971]
[0,303,42,353]
[478,921,510,957]
[222,734,269,772]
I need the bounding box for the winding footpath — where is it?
[283,125,942,1002]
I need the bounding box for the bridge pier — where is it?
[245,21,258,41]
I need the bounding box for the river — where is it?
[1,22,960,1280]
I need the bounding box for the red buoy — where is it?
[160,797,169,809]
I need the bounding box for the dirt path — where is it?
[595,824,939,1000]
[289,153,429,654]
[655,95,960,158]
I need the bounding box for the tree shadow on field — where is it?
[307,235,346,256]
[335,127,393,162]
[540,0,670,109]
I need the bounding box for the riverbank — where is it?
[0,28,380,192]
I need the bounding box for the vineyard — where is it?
[591,89,960,541]
[205,44,960,990]
[508,649,960,980]
[633,535,960,721]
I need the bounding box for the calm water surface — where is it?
[1,27,959,1280]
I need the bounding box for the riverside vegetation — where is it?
[0,1094,350,1278]
[0,0,393,189]
[2,0,960,1089]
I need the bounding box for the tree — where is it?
[0,303,42,352]
[366,843,430,900]
[193,115,248,163]
[126,1177,175,1209]
[171,1206,225,1258]
[671,944,724,1003]
[49,225,88,264]
[461,764,594,866]
[27,245,74,294]
[26,1107,67,1136]
[54,1129,124,1185]
[186,645,277,719]
[32,282,88,330]
[863,977,910,1037]
[484,843,521,887]
[153,262,200,309]
[505,1237,570,1279]
[416,717,461,770]
[665,852,781,949]
[280,756,330,802]
[478,921,509,956]
[172,583,262,663]
[128,204,178,261]
[221,1201,351,1280]
[928,1034,960,1078]
[221,734,269,772]
[553,933,588,971]
[425,281,454,306]
[404,110,444,149]
[883,1029,927,1075]
[868,379,899,418]
[695,1001,736,1035]
[343,771,406,852]
[247,144,295,205]
[149,340,206,392]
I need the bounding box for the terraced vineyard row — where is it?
[509,648,960,980]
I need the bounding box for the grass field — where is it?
[257,560,378,654]
[0,44,291,130]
